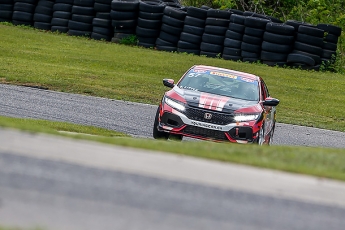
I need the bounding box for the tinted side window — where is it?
[261,80,269,99]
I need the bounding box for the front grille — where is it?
[183,126,227,140]
[184,106,234,125]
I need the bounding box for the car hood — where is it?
[168,88,260,113]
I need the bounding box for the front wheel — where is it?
[153,107,169,140]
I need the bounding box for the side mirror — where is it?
[263,98,280,106]
[163,79,175,88]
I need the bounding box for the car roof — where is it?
[192,65,260,81]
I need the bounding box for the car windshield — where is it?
[177,68,259,101]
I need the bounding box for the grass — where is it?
[1,115,345,182]
[0,23,345,131]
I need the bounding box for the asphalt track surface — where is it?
[0,84,345,148]
[1,129,345,230]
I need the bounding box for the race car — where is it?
[152,65,279,144]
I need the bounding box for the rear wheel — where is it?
[153,107,169,140]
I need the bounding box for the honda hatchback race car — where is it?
[153,65,279,144]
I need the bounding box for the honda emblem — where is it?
[204,113,212,120]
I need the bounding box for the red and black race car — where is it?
[153,65,279,144]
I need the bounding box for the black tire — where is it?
[323,42,337,51]
[225,30,243,40]
[162,15,184,28]
[34,22,51,30]
[242,34,262,45]
[13,2,35,13]
[200,42,223,53]
[222,47,241,56]
[207,9,231,19]
[91,32,111,41]
[244,16,269,29]
[229,9,243,15]
[51,18,69,26]
[242,57,260,63]
[202,33,224,45]
[184,15,205,27]
[241,42,261,53]
[230,14,245,24]
[222,54,241,61]
[138,41,155,48]
[292,50,321,64]
[137,17,161,29]
[51,26,69,33]
[0,4,13,11]
[317,23,342,37]
[53,3,73,12]
[223,38,241,48]
[34,13,52,23]
[243,11,268,20]
[35,6,53,15]
[324,33,339,43]
[180,32,201,44]
[93,26,112,36]
[0,10,12,20]
[204,25,227,35]
[163,6,186,20]
[96,12,111,19]
[182,24,204,36]
[136,26,160,37]
[241,50,259,58]
[13,0,37,3]
[53,11,71,20]
[111,1,139,11]
[139,1,165,14]
[177,40,200,49]
[298,25,324,38]
[205,17,230,27]
[158,31,180,44]
[294,41,323,56]
[322,49,336,59]
[74,0,94,7]
[138,11,163,20]
[260,51,288,62]
[177,48,200,55]
[12,20,33,26]
[261,41,291,53]
[263,32,294,44]
[228,22,245,33]
[12,11,33,22]
[137,36,157,44]
[110,10,137,20]
[94,3,111,12]
[287,53,315,66]
[156,37,174,46]
[71,14,94,23]
[265,22,295,35]
[112,19,136,29]
[295,33,324,47]
[161,23,183,35]
[68,20,92,31]
[92,18,111,27]
[186,6,207,19]
[244,27,265,37]
[285,20,311,31]
[71,6,94,15]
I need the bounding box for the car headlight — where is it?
[165,97,186,111]
[234,114,259,122]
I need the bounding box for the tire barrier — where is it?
[1,0,342,71]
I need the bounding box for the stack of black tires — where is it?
[33,0,54,31]
[261,22,295,67]
[51,0,73,33]
[200,9,230,58]
[136,1,165,48]
[241,16,269,63]
[91,0,112,41]
[318,23,342,68]
[110,0,139,43]
[177,6,207,55]
[222,13,245,61]
[0,0,14,22]
[156,6,186,51]
[68,0,95,37]
[12,0,37,26]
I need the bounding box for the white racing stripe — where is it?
[1,128,345,208]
